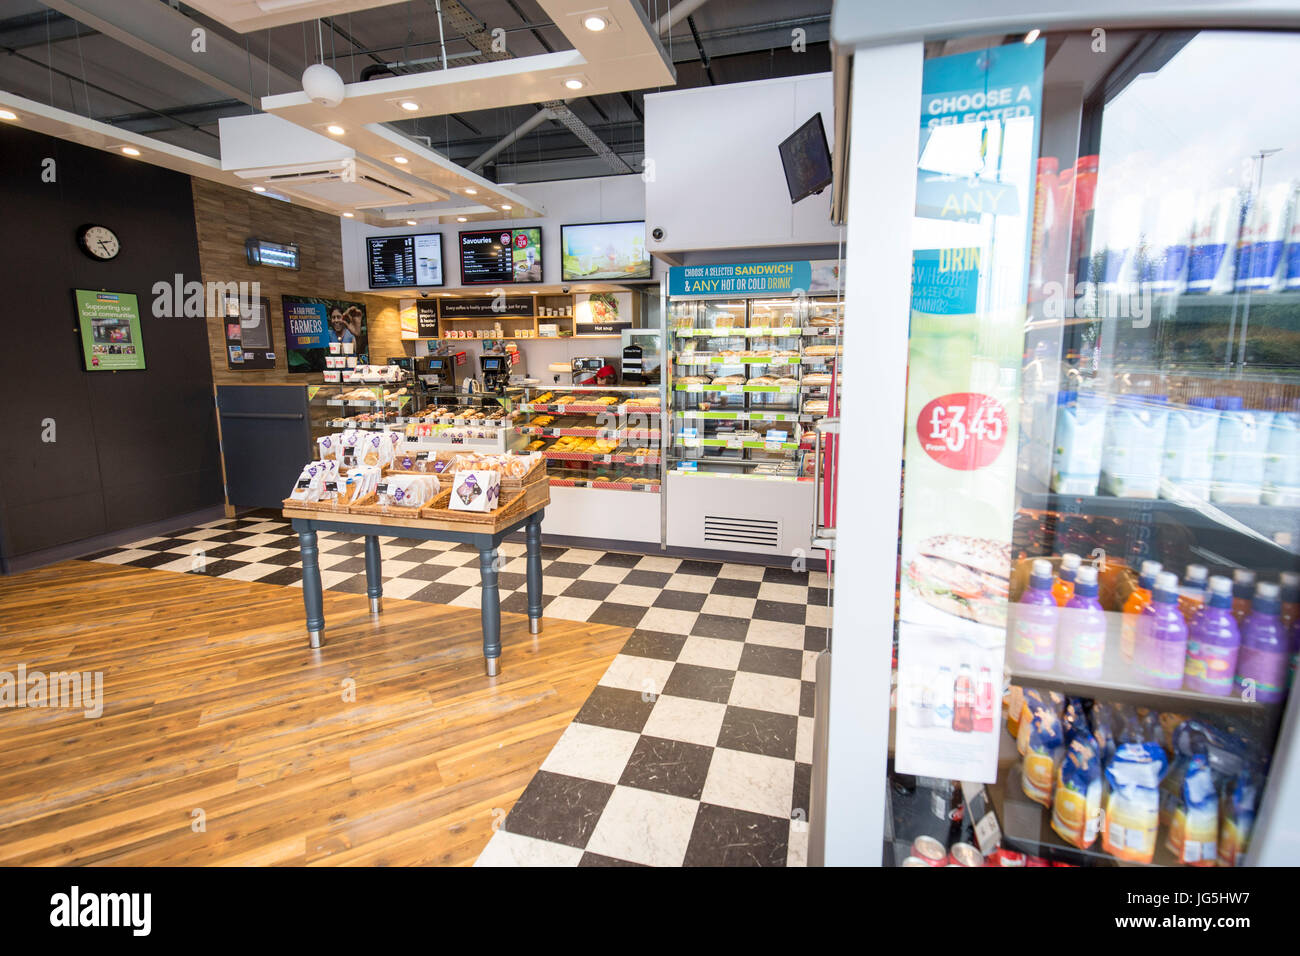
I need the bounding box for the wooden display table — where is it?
[282,489,548,676]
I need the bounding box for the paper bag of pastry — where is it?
[449,469,500,513]
[289,461,331,502]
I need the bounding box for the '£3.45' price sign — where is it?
[917,392,1008,471]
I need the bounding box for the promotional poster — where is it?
[75,289,145,371]
[282,295,367,373]
[894,40,1045,783]
[223,295,276,369]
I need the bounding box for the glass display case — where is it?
[667,295,843,480]
[874,30,1300,869]
[512,384,664,491]
[309,382,420,439]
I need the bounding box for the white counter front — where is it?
[539,485,661,544]
[665,472,818,559]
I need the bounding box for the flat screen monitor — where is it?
[459,227,542,284]
[777,113,832,203]
[560,221,651,281]
[245,238,300,270]
[366,233,444,288]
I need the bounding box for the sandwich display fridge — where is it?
[819,13,1300,867]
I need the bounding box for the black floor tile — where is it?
[661,663,735,705]
[399,562,458,582]
[573,686,657,734]
[586,603,648,629]
[738,643,803,680]
[621,569,671,589]
[792,762,813,822]
[596,551,642,569]
[652,589,707,612]
[127,551,187,569]
[716,705,798,760]
[326,557,370,574]
[618,735,714,800]
[545,561,587,579]
[675,559,723,578]
[257,566,304,587]
[799,680,816,719]
[191,543,255,561]
[578,852,648,867]
[762,566,809,586]
[497,572,528,592]
[711,577,761,599]
[502,771,614,849]
[261,549,305,567]
[619,630,687,662]
[753,599,806,624]
[328,575,368,594]
[804,627,828,653]
[683,804,788,867]
[690,614,750,641]
[408,582,472,605]
[561,579,616,602]
[184,560,246,578]
[500,591,551,615]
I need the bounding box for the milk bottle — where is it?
[1161,397,1218,501]
[1211,397,1275,505]
[1101,395,1170,498]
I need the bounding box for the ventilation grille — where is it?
[703,515,780,549]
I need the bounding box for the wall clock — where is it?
[77,224,121,261]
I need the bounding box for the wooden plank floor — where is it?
[0,560,631,866]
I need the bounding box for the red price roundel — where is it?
[917,392,1008,471]
[514,233,529,249]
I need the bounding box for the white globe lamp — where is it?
[302,63,345,108]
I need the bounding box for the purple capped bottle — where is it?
[1184,575,1240,696]
[1011,558,1059,671]
[1058,564,1106,679]
[1236,582,1289,704]
[1135,571,1188,690]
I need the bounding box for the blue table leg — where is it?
[299,527,325,648]
[526,511,544,635]
[364,534,383,615]
[479,545,502,676]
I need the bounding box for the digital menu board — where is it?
[458,227,542,284]
[561,221,650,280]
[366,233,444,288]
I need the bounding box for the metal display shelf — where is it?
[676,409,813,423]
[675,437,801,450]
[671,326,842,337]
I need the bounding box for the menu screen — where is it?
[459,227,542,284]
[367,233,444,288]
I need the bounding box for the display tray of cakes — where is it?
[283,430,547,525]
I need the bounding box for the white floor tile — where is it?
[746,618,804,649]
[598,655,675,696]
[95,549,152,565]
[728,671,802,716]
[579,564,631,584]
[540,722,640,785]
[806,603,832,629]
[382,577,430,600]
[717,563,766,582]
[558,548,604,564]
[700,594,757,619]
[584,786,698,867]
[801,650,820,682]
[786,825,809,867]
[637,607,698,636]
[635,555,681,574]
[677,635,744,671]
[700,748,794,819]
[757,582,808,604]
[663,572,712,594]
[642,695,727,748]
[543,596,601,623]
[606,584,662,607]
[474,831,582,867]
[796,715,815,764]
[220,562,281,582]
[437,566,486,588]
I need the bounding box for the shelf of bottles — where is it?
[512,384,664,491]
[667,295,842,480]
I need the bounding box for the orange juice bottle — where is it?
[1053,552,1082,607]
[1281,571,1299,634]
[1120,560,1162,662]
[1178,563,1209,623]
[1231,569,1256,627]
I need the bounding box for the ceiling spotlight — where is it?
[399,100,420,112]
[1024,29,1041,44]
[457,216,468,222]
[406,219,417,226]
[252,185,267,192]
[583,15,607,31]
[120,146,141,156]
[0,109,17,121]
[393,155,409,164]
[326,124,345,136]
[564,78,585,91]
[464,187,478,195]
[342,212,355,218]
[500,204,512,211]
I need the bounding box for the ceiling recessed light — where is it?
[120,146,141,156]
[398,100,420,112]
[1024,29,1040,44]
[342,212,354,218]
[564,78,585,91]
[326,124,345,136]
[457,216,467,222]
[252,185,267,192]
[393,155,409,164]
[500,204,512,211]
[0,109,17,121]
[464,187,477,195]
[406,220,417,226]
[583,15,607,31]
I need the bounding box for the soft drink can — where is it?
[1235,181,1294,291]
[1283,181,1300,290]
[1187,188,1242,293]
[911,835,948,866]
[1142,190,1193,293]
[950,842,984,867]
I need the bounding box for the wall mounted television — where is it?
[560,221,651,281]
[777,113,833,203]
[366,233,444,288]
[458,227,542,285]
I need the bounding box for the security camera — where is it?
[651,227,665,242]
[419,290,430,299]
[561,285,571,294]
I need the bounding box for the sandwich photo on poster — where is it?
[282,295,367,373]
[574,292,631,335]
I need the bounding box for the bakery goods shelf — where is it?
[518,425,660,439]
[672,326,840,337]
[674,382,801,394]
[676,353,802,365]
[675,410,812,423]
[675,437,800,451]
[548,477,661,492]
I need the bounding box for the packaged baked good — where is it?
[449,469,501,512]
[803,372,834,386]
[804,399,830,414]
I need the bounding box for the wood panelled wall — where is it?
[191,179,405,385]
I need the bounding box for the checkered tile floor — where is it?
[85,512,831,867]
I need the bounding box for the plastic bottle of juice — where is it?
[1236,582,1289,704]
[1057,564,1107,679]
[1011,558,1059,671]
[1289,616,1299,690]
[1184,575,1240,696]
[1232,569,1257,626]
[974,665,995,732]
[952,663,974,733]
[1121,560,1162,661]
[1179,563,1210,623]
[1212,397,1274,505]
[1280,570,1300,634]
[1135,571,1188,689]
[1054,552,1082,607]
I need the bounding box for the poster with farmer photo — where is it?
[281,295,367,373]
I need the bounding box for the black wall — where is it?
[0,123,222,566]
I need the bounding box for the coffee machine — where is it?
[415,353,460,391]
[479,353,512,392]
[570,356,611,387]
